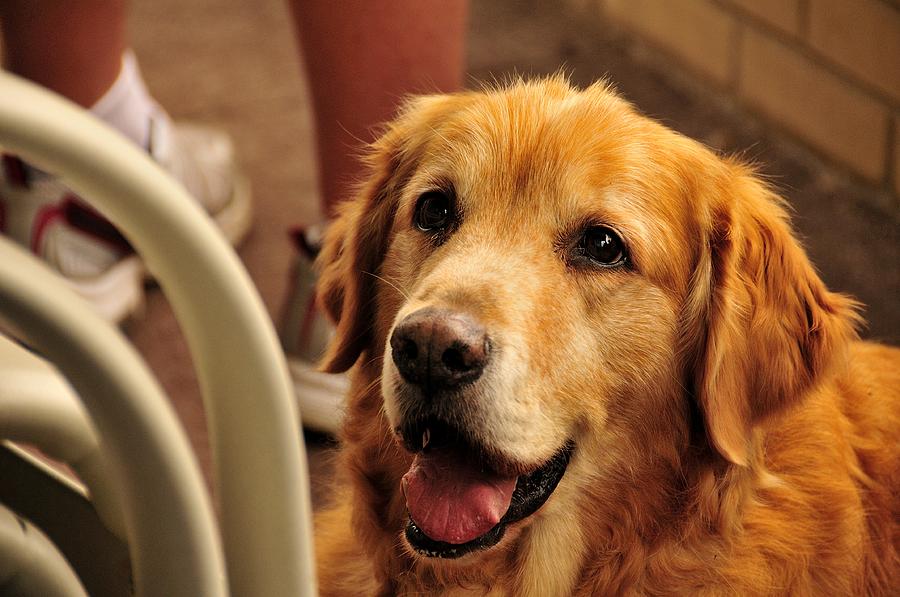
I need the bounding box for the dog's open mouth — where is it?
[398,417,574,559]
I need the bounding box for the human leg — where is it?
[0,0,127,108]
[290,0,468,216]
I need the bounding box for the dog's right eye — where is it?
[414,191,454,232]
[579,225,628,267]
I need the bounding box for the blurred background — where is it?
[9,0,898,501]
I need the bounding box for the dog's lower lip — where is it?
[404,441,575,559]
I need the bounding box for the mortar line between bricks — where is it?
[712,0,898,111]
[797,0,810,40]
[729,16,743,94]
[884,117,897,200]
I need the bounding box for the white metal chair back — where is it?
[0,71,317,597]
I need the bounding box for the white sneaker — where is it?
[150,112,252,247]
[279,225,348,435]
[0,109,252,323]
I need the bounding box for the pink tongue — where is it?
[401,449,517,545]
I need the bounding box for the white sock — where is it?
[89,50,166,149]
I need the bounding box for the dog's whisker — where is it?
[359,376,382,397]
[363,270,410,301]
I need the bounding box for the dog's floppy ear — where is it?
[314,161,396,373]
[684,163,860,465]
[315,94,463,373]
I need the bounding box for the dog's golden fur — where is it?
[312,77,899,596]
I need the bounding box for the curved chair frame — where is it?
[0,72,316,596]
[0,333,125,539]
[0,501,88,597]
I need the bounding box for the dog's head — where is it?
[316,78,859,562]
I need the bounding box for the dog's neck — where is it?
[568,431,769,595]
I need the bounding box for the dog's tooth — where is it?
[422,428,431,449]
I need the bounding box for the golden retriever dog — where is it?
[312,77,899,596]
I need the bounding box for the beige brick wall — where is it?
[603,0,737,85]
[581,0,900,202]
[894,116,900,197]
[727,0,801,36]
[809,0,900,102]
[740,29,889,181]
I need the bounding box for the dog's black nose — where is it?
[390,308,490,391]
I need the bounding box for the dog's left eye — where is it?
[414,191,454,232]
[580,226,627,267]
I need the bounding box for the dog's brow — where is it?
[581,191,652,256]
[425,122,453,147]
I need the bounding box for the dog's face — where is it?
[317,78,856,564]
[375,83,698,557]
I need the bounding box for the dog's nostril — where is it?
[399,338,419,361]
[441,346,469,372]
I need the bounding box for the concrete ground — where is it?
[124,0,898,502]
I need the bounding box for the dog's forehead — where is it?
[421,87,679,212]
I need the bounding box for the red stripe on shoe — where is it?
[31,197,135,257]
[31,203,64,254]
[60,196,134,253]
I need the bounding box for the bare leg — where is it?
[0,0,127,107]
[290,0,468,218]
